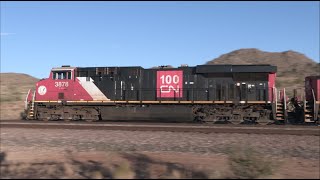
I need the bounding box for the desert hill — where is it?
[0,73,39,119]
[206,48,320,95]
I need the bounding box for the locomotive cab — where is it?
[24,66,76,119]
[34,66,76,101]
[24,65,109,120]
[29,65,109,103]
[50,66,75,99]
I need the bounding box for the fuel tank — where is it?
[100,105,193,122]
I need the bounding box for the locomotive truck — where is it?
[23,64,319,124]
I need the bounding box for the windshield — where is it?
[52,71,72,80]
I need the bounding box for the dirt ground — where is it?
[0,128,319,179]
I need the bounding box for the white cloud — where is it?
[0,33,15,36]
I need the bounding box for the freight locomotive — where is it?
[24,64,319,124]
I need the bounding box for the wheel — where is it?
[230,120,242,125]
[258,121,271,125]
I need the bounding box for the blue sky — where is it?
[1,1,319,79]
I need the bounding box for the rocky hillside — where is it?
[206,48,320,96]
[0,73,39,119]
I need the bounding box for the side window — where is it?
[53,72,57,79]
[58,72,63,79]
[52,71,72,80]
[67,72,72,79]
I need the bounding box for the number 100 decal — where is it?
[157,70,183,98]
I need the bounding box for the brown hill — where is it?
[0,73,39,120]
[206,48,320,96]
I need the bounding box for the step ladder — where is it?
[304,101,314,123]
[274,88,287,123]
[27,91,36,120]
[304,89,317,123]
[276,102,285,121]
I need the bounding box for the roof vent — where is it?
[158,65,168,68]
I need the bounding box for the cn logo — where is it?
[38,85,47,95]
[157,70,183,98]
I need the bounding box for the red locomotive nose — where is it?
[34,66,94,102]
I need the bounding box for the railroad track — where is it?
[1,119,319,127]
[1,120,319,136]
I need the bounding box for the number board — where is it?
[157,70,183,98]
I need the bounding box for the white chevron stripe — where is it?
[77,77,110,100]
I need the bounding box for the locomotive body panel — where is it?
[73,65,276,103]
[25,64,284,123]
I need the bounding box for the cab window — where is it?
[52,71,72,80]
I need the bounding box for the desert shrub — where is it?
[225,146,273,179]
[112,162,135,179]
[275,81,283,88]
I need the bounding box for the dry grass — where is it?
[0,73,38,120]
[0,101,26,120]
[0,73,38,102]
[225,145,275,179]
[112,161,135,179]
[4,148,311,179]
[0,151,213,179]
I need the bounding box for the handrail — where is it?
[283,88,287,122]
[304,95,306,115]
[32,90,36,103]
[275,87,277,108]
[311,88,316,121]
[311,88,316,103]
[24,89,31,110]
[273,87,277,121]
